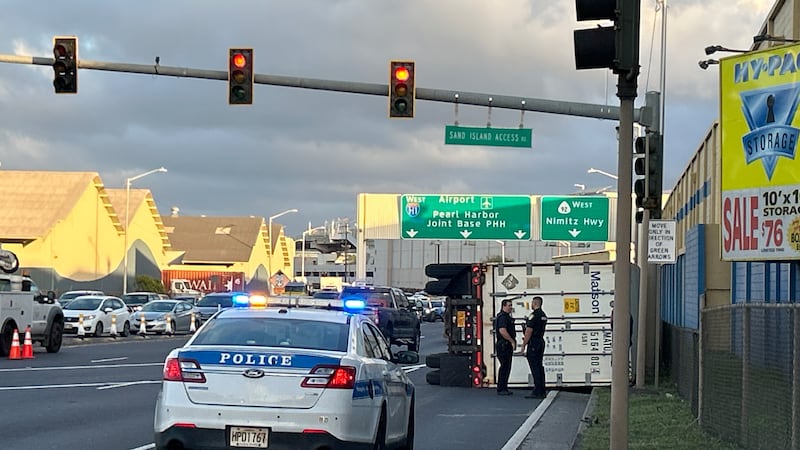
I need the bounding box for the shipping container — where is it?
[161,269,246,294]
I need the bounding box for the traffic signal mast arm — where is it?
[0,52,645,123]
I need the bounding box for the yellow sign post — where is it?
[720,44,800,260]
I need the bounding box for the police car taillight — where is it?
[301,365,356,389]
[163,358,206,383]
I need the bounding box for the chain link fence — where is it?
[700,304,800,449]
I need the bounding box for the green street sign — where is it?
[540,196,609,242]
[444,125,532,148]
[401,194,532,240]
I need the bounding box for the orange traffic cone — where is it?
[22,325,34,359]
[8,328,21,360]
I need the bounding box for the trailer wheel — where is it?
[425,352,447,369]
[426,369,441,385]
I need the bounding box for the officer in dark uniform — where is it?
[522,296,547,398]
[494,299,516,395]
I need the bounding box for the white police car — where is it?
[154,295,418,450]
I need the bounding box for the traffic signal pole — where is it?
[0,53,642,122]
[612,74,636,449]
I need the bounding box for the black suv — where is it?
[340,285,421,352]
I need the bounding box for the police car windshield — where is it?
[196,296,233,307]
[192,317,349,352]
[64,297,102,310]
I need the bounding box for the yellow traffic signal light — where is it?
[53,36,78,94]
[389,60,415,118]
[228,48,253,105]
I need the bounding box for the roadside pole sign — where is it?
[648,220,676,263]
[400,194,532,240]
[444,125,532,148]
[540,196,610,242]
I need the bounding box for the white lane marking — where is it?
[91,357,129,363]
[0,380,153,391]
[500,390,558,450]
[129,444,155,450]
[97,380,161,390]
[402,364,428,373]
[0,362,162,372]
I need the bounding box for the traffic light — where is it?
[425,263,472,297]
[228,48,254,105]
[634,134,647,213]
[633,132,663,221]
[389,60,415,118]
[573,0,640,74]
[645,132,663,219]
[52,36,78,94]
[470,263,485,286]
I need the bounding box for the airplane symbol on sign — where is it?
[480,197,493,209]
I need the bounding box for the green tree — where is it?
[136,275,165,294]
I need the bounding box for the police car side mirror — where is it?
[393,350,419,364]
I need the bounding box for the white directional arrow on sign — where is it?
[514,230,527,239]
[568,228,581,237]
[406,229,418,238]
[460,230,472,239]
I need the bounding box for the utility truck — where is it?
[424,261,618,389]
[0,249,64,356]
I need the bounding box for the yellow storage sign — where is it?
[720,44,800,260]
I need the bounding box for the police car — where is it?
[154,295,418,450]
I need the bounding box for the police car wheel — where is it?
[402,398,415,450]
[373,408,387,450]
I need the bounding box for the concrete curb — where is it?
[501,390,558,450]
[570,387,598,449]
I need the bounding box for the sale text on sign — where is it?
[720,44,800,260]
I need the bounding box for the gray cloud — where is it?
[0,0,773,233]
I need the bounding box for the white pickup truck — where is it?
[0,249,64,356]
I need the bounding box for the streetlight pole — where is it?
[587,167,619,180]
[123,166,167,295]
[300,226,325,286]
[267,208,298,292]
[495,240,506,263]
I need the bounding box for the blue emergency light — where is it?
[342,296,367,314]
[232,294,251,307]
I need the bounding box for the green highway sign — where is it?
[444,125,532,148]
[540,196,610,242]
[401,194,532,240]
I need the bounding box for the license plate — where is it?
[229,426,269,448]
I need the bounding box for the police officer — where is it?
[495,299,516,395]
[522,296,547,399]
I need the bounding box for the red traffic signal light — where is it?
[52,36,78,94]
[228,48,253,105]
[471,264,485,286]
[389,60,415,118]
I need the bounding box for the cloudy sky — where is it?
[0,0,772,236]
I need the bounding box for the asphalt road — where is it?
[0,322,576,450]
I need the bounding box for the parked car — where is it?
[58,290,104,308]
[121,291,161,312]
[130,300,199,335]
[193,292,246,321]
[62,295,131,337]
[312,289,340,300]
